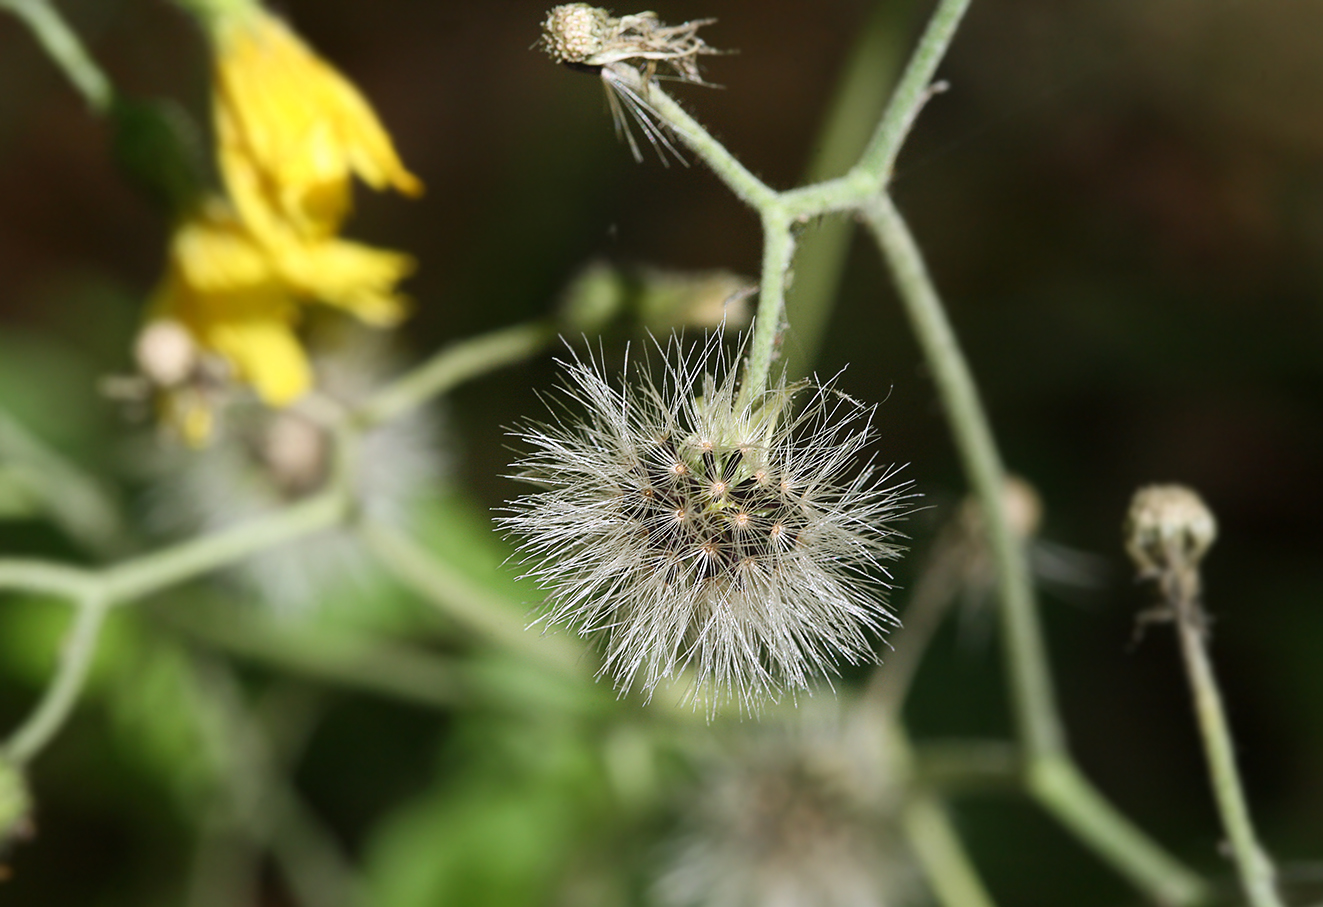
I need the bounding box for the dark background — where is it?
[1,0,1320,904]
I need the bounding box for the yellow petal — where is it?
[212,8,423,239]
[267,233,415,326]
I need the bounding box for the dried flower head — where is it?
[502,335,910,711]
[538,4,721,163]
[146,327,441,610]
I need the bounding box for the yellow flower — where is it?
[146,197,417,438]
[211,6,423,243]
[150,201,312,410]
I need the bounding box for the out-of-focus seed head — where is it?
[502,334,911,713]
[654,699,911,907]
[1124,484,1217,578]
[145,328,442,611]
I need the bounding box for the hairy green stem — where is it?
[783,0,913,379]
[861,193,1061,758]
[1172,585,1283,907]
[358,518,586,677]
[853,0,971,188]
[740,211,795,406]
[861,194,1208,905]
[3,596,108,764]
[621,67,776,209]
[0,0,112,112]
[357,319,557,427]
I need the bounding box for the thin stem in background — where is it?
[155,602,467,712]
[0,408,127,559]
[357,319,558,428]
[358,517,588,678]
[861,194,1208,906]
[1177,617,1283,907]
[0,0,112,112]
[3,596,108,765]
[859,193,1062,760]
[782,0,914,380]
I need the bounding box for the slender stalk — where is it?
[0,559,96,600]
[0,0,112,112]
[358,518,586,676]
[861,193,1061,759]
[3,596,109,764]
[852,0,972,188]
[862,194,1209,905]
[612,66,777,210]
[1177,619,1283,907]
[783,0,914,379]
[356,319,557,427]
[903,794,998,907]
[0,408,125,558]
[740,211,795,404]
[889,719,999,907]
[1029,757,1209,907]
[100,488,346,606]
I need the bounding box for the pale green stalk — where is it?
[357,319,558,427]
[0,0,111,112]
[1177,618,1283,907]
[358,518,586,677]
[3,595,108,765]
[783,0,914,379]
[602,3,1210,898]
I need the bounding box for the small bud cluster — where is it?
[503,336,910,711]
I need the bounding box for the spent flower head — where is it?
[502,333,910,712]
[538,4,721,163]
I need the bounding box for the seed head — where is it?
[502,335,911,712]
[1124,483,1217,579]
[654,699,910,907]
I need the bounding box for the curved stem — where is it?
[740,211,795,404]
[611,66,777,210]
[861,193,1062,759]
[1171,587,1283,907]
[852,0,971,188]
[4,595,109,764]
[356,319,557,428]
[0,0,112,112]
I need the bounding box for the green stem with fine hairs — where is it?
[587,3,1210,900]
[3,596,109,765]
[783,0,915,379]
[0,319,552,765]
[860,193,1208,907]
[0,0,112,112]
